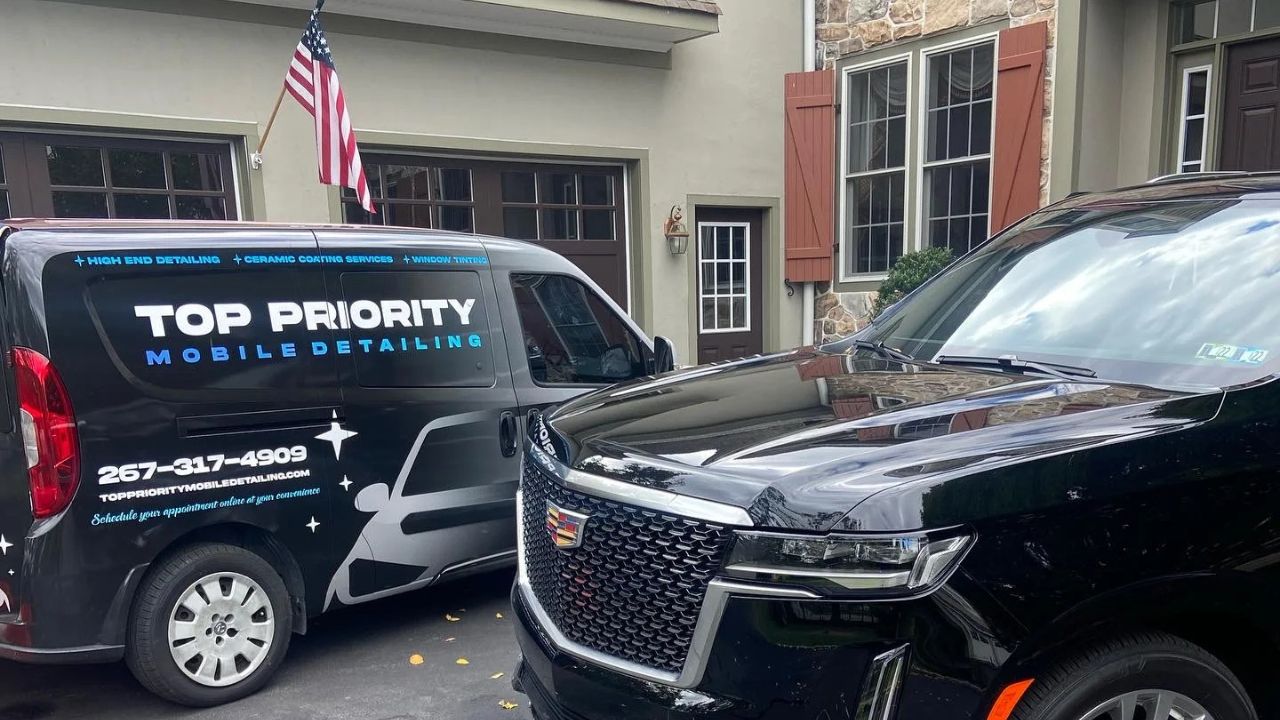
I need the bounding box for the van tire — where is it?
[1009,631,1255,720]
[126,542,293,707]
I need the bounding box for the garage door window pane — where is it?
[542,173,577,205]
[581,209,614,240]
[53,191,108,218]
[435,169,472,202]
[502,172,537,203]
[115,194,171,218]
[504,207,538,239]
[385,203,431,228]
[439,205,474,232]
[580,174,613,205]
[385,166,431,200]
[175,196,227,220]
[171,153,224,191]
[47,146,105,187]
[543,209,578,239]
[109,150,166,189]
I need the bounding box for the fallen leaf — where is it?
[408,654,425,666]
[495,612,504,619]
[455,657,470,666]
[499,700,519,710]
[490,671,505,679]
[445,614,461,622]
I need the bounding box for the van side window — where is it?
[339,271,496,388]
[510,273,647,385]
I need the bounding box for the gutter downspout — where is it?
[801,0,818,346]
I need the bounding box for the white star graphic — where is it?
[0,535,11,556]
[306,516,320,533]
[339,476,352,491]
[6,569,12,576]
[315,412,357,459]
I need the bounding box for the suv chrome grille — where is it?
[520,461,733,674]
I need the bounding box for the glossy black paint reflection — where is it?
[524,177,1280,718]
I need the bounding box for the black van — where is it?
[0,219,670,706]
[513,176,1280,720]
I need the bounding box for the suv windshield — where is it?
[847,197,1280,389]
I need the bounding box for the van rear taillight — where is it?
[12,348,80,518]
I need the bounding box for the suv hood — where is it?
[542,348,1223,532]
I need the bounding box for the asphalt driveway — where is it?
[0,569,533,720]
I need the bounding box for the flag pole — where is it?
[251,84,288,169]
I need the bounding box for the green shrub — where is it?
[872,247,953,317]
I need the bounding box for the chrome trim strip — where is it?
[855,644,909,720]
[527,442,754,527]
[724,564,912,590]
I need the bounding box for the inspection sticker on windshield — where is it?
[1196,343,1269,365]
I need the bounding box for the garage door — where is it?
[341,155,628,308]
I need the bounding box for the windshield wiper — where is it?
[933,354,1097,381]
[849,339,916,363]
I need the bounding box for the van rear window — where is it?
[84,268,340,393]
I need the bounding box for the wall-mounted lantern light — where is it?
[664,205,690,255]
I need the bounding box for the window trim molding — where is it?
[1176,64,1214,173]
[914,31,1000,261]
[835,28,1002,286]
[838,51,913,285]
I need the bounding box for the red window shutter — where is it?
[991,22,1049,235]
[784,69,836,283]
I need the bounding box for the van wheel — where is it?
[126,543,293,706]
[1010,631,1255,720]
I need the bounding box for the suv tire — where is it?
[126,542,293,706]
[1010,631,1255,720]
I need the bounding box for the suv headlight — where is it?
[723,530,973,597]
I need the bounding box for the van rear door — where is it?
[313,231,519,607]
[6,227,343,643]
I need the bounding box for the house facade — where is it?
[793,0,1280,340]
[0,0,804,364]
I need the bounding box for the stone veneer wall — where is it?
[812,0,1057,342]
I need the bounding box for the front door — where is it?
[1221,37,1280,171]
[696,208,764,364]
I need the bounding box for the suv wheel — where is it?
[126,543,293,706]
[1010,631,1256,720]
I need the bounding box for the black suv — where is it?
[511,176,1280,720]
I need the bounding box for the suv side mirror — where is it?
[652,336,676,374]
[355,482,390,512]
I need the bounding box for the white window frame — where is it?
[1176,65,1213,174]
[697,221,751,334]
[915,33,1000,260]
[837,31,1000,284]
[838,51,913,284]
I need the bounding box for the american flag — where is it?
[283,0,375,213]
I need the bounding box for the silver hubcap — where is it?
[1079,690,1213,720]
[167,571,274,687]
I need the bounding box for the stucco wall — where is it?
[811,0,1058,342]
[0,0,802,361]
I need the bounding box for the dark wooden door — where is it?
[695,207,764,364]
[1222,37,1280,171]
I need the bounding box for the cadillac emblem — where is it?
[546,501,589,550]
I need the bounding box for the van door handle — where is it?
[499,411,518,458]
